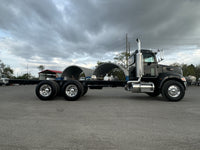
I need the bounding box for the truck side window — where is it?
[143,53,155,63]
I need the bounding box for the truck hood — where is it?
[158,64,183,75]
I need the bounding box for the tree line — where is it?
[0,60,46,79]
[0,60,14,78]
[171,63,200,80]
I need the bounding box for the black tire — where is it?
[82,86,88,96]
[161,80,185,102]
[62,80,83,101]
[146,90,160,97]
[35,80,57,100]
[51,81,60,96]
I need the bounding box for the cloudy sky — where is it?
[0,0,200,76]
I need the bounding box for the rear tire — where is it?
[51,81,60,96]
[62,80,83,101]
[35,80,57,100]
[161,80,185,102]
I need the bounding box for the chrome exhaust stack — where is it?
[136,38,144,79]
[125,39,154,93]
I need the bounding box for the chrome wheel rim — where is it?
[168,85,180,98]
[39,84,52,97]
[65,84,78,97]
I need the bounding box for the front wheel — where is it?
[161,80,185,102]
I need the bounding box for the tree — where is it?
[15,73,33,79]
[114,52,130,68]
[170,62,181,67]
[0,60,14,78]
[170,63,200,81]
[3,66,14,78]
[181,64,188,77]
[95,61,112,68]
[0,60,5,73]
[187,64,196,76]
[110,68,125,80]
[195,65,200,80]
[38,65,45,71]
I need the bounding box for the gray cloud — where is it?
[0,0,200,65]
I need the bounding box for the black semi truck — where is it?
[35,39,187,102]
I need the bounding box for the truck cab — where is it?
[127,47,187,101]
[129,50,158,79]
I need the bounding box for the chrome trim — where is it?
[168,85,180,98]
[65,84,78,97]
[39,84,52,97]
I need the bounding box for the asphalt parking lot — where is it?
[0,85,200,150]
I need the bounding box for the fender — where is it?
[158,73,186,90]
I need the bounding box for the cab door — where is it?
[143,52,158,77]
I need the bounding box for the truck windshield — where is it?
[143,53,155,63]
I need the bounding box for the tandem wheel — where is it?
[61,80,83,101]
[35,80,60,100]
